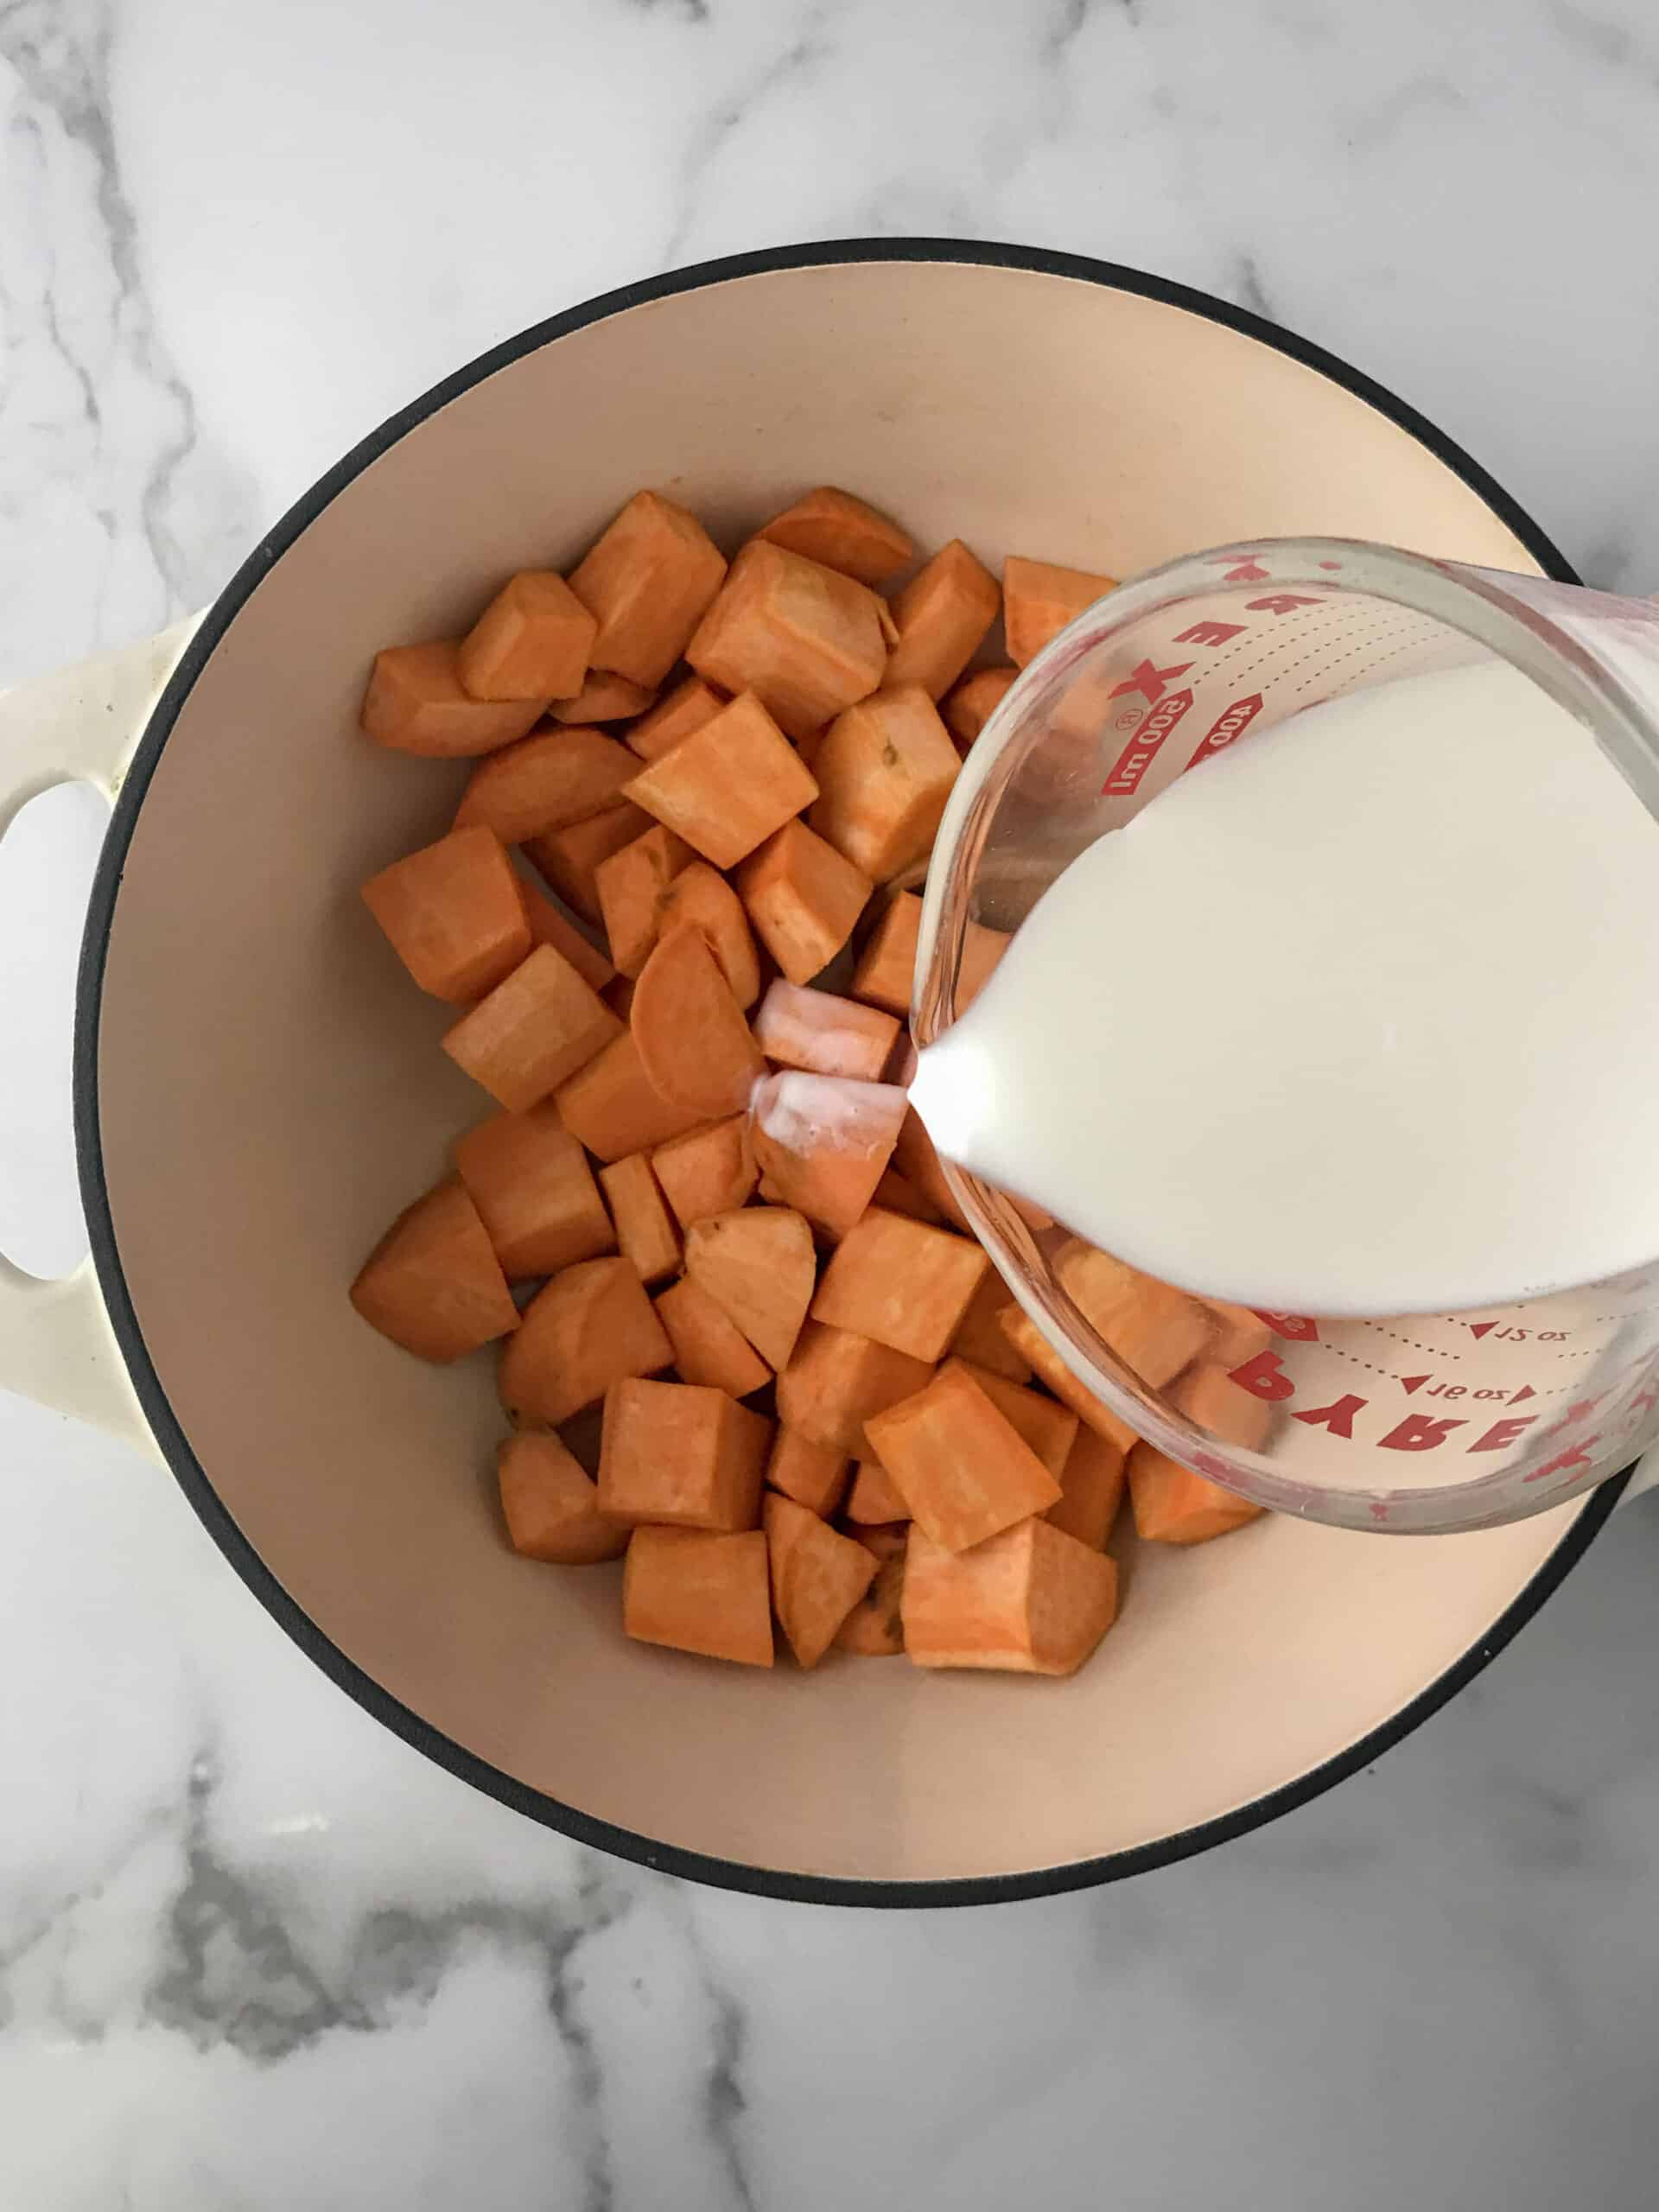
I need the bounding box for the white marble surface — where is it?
[4,1,1659,2204]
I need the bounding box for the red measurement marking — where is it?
[1230,1350,1295,1402]
[1510,1383,1536,1404]
[1208,556,1270,582]
[1100,689,1193,796]
[1523,1434,1601,1482]
[1173,620,1247,647]
[1468,1415,1539,1453]
[1465,1320,1497,1339]
[1244,593,1323,616]
[1186,692,1263,767]
[1318,560,1344,571]
[1399,1374,1430,1395]
[1252,1311,1320,1343]
[1293,1394,1364,1438]
[1379,1414,1466,1451]
[1106,657,1192,706]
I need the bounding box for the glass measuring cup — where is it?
[915,538,1659,1534]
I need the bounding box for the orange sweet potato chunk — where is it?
[809,687,960,882]
[883,540,1001,699]
[871,1167,943,1224]
[835,1523,906,1654]
[626,690,818,869]
[1127,1441,1264,1545]
[1002,556,1119,667]
[527,801,653,924]
[765,1494,879,1668]
[938,1357,1077,1474]
[1174,1362,1274,1451]
[652,1116,757,1232]
[458,570,597,702]
[598,1376,770,1531]
[548,672,657,725]
[765,1427,849,1518]
[567,491,728,689]
[626,676,730,764]
[1055,1242,1214,1389]
[686,540,891,741]
[497,1431,627,1563]
[941,665,1018,750]
[1200,1300,1274,1370]
[654,1276,772,1397]
[903,1518,1117,1675]
[864,1363,1061,1552]
[735,819,872,984]
[754,486,913,586]
[996,1304,1141,1454]
[890,1108,972,1234]
[554,1032,705,1161]
[499,1255,671,1423]
[454,726,636,844]
[1046,1426,1127,1551]
[684,1207,816,1372]
[632,927,765,1118]
[753,981,899,1084]
[851,890,1007,1019]
[948,1270,1032,1382]
[594,824,694,977]
[776,1322,935,1456]
[454,1102,615,1277]
[518,876,616,992]
[845,1460,909,1524]
[442,942,622,1111]
[361,825,531,1005]
[597,1153,682,1287]
[351,1179,519,1363]
[624,1526,773,1666]
[361,640,546,756]
[655,863,762,1010]
[812,1210,989,1364]
[749,1072,906,1237]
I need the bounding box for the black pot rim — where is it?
[72,235,1619,1910]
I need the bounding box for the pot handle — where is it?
[0,617,201,1455]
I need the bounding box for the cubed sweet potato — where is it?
[683,1207,816,1372]
[735,820,872,983]
[597,1153,682,1287]
[499,1255,671,1422]
[996,1304,1141,1454]
[753,980,899,1083]
[835,1523,906,1655]
[765,1494,879,1669]
[351,1178,520,1363]
[938,1357,1077,1474]
[864,1363,1061,1552]
[1200,1300,1274,1370]
[626,690,817,869]
[809,687,960,882]
[498,1431,627,1563]
[517,876,615,992]
[776,1322,934,1456]
[871,1167,944,1224]
[686,540,891,741]
[1046,1426,1127,1551]
[632,927,765,1118]
[941,665,1017,750]
[454,726,636,844]
[655,863,762,1010]
[754,486,913,586]
[567,491,728,688]
[455,1102,615,1277]
[594,823,694,977]
[844,1460,909,1523]
[624,1526,773,1667]
[361,825,531,1004]
[1127,1442,1264,1545]
[361,640,547,756]
[527,801,653,924]
[851,890,1007,1019]
[903,1518,1117,1675]
[748,1072,907,1237]
[626,675,729,764]
[598,1376,770,1531]
[765,1428,849,1518]
[811,1208,989,1363]
[458,570,597,702]
[654,1275,772,1397]
[948,1270,1032,1382]
[442,942,622,1111]
[890,1107,972,1233]
[548,672,657,724]
[882,540,1001,699]
[554,1032,706,1161]
[1002,556,1118,667]
[652,1116,757,1231]
[1173,1362,1274,1451]
[1055,1242,1214,1389]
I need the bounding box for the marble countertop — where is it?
[5,2,1659,2204]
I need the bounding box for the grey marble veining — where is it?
[3,1,1659,2204]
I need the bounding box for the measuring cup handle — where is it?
[0,616,201,1458]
